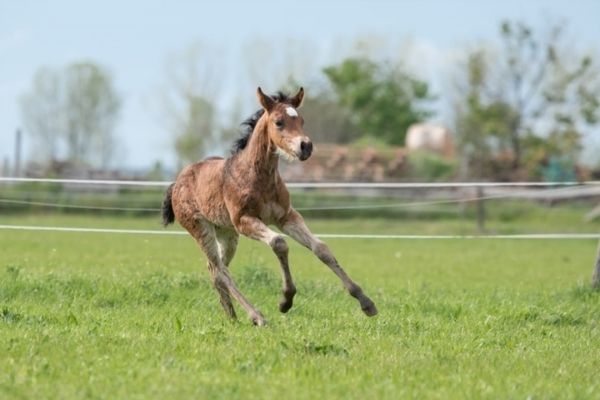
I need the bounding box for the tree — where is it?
[158,43,224,167]
[242,38,319,96]
[323,57,434,146]
[453,51,516,178]
[277,77,360,144]
[20,62,121,168]
[20,68,64,162]
[173,95,216,165]
[299,93,361,144]
[454,20,600,179]
[63,62,120,168]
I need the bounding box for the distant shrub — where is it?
[406,151,457,181]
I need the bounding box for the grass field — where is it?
[1,213,600,399]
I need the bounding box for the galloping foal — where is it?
[162,87,377,326]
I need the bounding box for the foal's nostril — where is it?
[301,141,313,157]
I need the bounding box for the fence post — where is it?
[476,186,485,233]
[14,128,22,178]
[593,240,600,288]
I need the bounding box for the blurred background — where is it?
[1,0,600,233]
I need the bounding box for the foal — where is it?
[162,87,377,325]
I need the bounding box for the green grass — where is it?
[1,214,600,399]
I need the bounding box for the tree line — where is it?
[20,20,600,180]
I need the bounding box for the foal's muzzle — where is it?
[299,140,313,161]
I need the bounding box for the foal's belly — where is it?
[198,204,234,228]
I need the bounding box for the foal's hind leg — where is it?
[280,209,377,317]
[189,219,266,325]
[210,228,240,319]
[207,261,236,319]
[235,216,296,313]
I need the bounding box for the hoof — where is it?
[361,299,378,317]
[251,314,267,327]
[278,298,293,313]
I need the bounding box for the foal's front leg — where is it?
[280,209,378,316]
[235,215,297,313]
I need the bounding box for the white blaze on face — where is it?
[285,107,298,117]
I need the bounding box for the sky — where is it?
[1,0,599,171]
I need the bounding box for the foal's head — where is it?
[257,87,313,161]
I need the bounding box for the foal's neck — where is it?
[238,116,279,177]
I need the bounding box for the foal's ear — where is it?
[290,87,305,108]
[257,87,275,112]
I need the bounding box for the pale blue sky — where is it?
[1,0,599,170]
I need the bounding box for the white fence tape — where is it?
[0,224,598,240]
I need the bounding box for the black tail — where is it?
[161,184,175,227]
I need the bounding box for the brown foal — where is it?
[162,87,377,325]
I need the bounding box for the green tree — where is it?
[454,51,516,179]
[455,20,600,179]
[20,68,64,162]
[300,94,361,144]
[63,62,121,168]
[158,43,224,167]
[323,57,434,146]
[20,62,121,168]
[280,77,360,144]
[173,95,215,165]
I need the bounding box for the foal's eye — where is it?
[274,119,284,129]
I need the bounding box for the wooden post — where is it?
[476,186,485,233]
[593,240,600,288]
[14,128,22,177]
[1,157,9,177]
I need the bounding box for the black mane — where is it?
[231,91,293,154]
